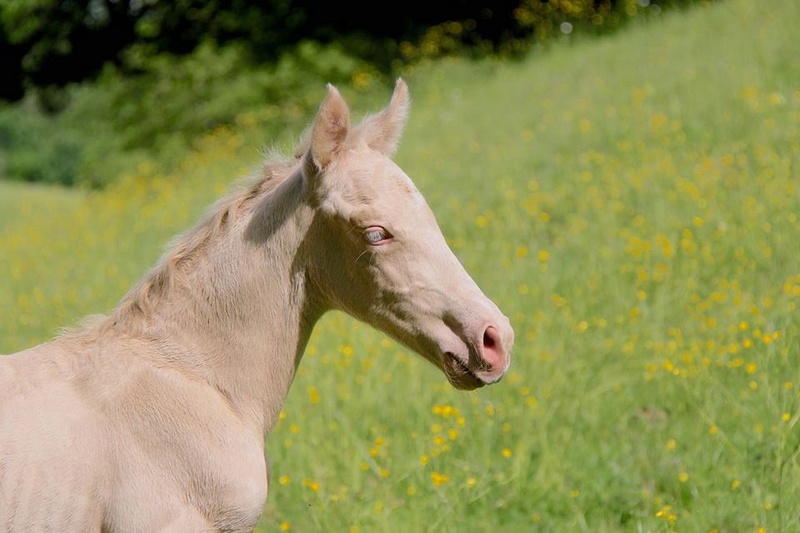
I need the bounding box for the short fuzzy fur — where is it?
[0,80,513,532]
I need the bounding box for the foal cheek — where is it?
[372,255,413,296]
[318,239,383,314]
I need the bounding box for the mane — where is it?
[92,106,389,336]
[110,148,303,331]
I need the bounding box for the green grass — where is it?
[0,180,85,231]
[2,0,800,531]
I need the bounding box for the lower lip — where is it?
[447,354,485,389]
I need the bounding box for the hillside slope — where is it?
[1,0,798,530]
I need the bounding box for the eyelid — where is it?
[363,225,393,245]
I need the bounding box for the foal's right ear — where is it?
[303,84,351,179]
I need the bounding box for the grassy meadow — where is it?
[2,0,800,530]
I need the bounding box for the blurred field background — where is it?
[2,0,799,531]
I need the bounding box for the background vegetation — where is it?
[2,0,799,531]
[1,0,702,188]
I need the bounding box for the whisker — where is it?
[354,249,372,265]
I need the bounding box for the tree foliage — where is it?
[0,0,712,187]
[0,0,697,105]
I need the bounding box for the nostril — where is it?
[483,327,497,349]
[481,325,505,371]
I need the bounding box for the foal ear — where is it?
[305,84,351,172]
[358,78,410,157]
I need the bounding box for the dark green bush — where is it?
[1,41,370,188]
[0,102,82,186]
[0,0,715,188]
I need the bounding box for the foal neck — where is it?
[111,166,321,434]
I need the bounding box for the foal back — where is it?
[0,342,109,530]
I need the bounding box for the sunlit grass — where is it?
[2,0,799,531]
[0,181,85,230]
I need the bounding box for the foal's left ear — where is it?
[358,78,410,157]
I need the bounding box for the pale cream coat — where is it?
[0,80,513,532]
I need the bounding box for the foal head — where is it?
[300,79,513,390]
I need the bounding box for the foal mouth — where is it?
[443,352,486,391]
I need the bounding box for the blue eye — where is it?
[364,227,392,245]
